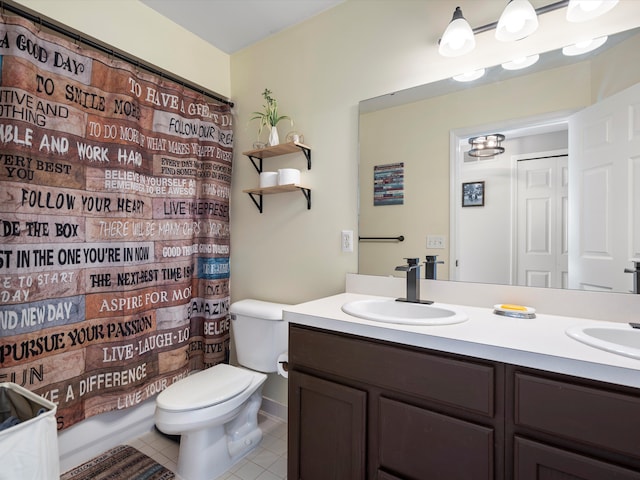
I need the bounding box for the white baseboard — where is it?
[260,396,287,422]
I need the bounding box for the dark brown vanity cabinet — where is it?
[288,325,505,479]
[288,324,640,479]
[508,367,640,479]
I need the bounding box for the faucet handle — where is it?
[625,260,640,273]
[404,257,420,266]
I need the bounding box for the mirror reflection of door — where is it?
[516,152,568,289]
[455,128,568,287]
[568,81,640,293]
[455,81,640,292]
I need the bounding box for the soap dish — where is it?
[493,304,536,319]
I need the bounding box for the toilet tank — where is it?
[229,299,290,373]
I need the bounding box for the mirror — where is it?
[358,27,640,294]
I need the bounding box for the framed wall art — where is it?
[462,181,485,207]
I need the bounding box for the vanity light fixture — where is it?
[438,6,476,57]
[501,54,540,70]
[468,134,505,157]
[453,68,486,82]
[438,0,620,58]
[562,35,608,56]
[495,0,539,42]
[566,0,619,22]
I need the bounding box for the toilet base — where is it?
[175,388,264,480]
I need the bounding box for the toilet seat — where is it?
[157,364,254,412]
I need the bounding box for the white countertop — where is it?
[284,292,640,389]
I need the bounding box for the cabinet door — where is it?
[288,370,367,480]
[515,437,640,480]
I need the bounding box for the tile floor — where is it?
[127,412,287,480]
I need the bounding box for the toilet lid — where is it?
[157,364,254,412]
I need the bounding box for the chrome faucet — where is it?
[625,261,640,294]
[395,258,433,304]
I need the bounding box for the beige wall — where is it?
[12,0,640,407]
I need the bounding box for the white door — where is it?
[516,155,568,288]
[568,81,640,292]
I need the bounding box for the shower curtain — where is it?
[0,13,232,430]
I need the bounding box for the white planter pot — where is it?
[268,126,279,146]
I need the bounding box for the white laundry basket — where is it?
[0,382,60,479]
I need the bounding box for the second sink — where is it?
[341,298,468,326]
[566,323,640,360]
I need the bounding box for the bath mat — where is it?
[60,444,175,480]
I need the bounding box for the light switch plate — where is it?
[427,235,446,249]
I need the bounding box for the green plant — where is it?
[250,89,293,137]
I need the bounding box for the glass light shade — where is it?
[495,0,539,41]
[453,68,486,82]
[566,0,619,22]
[439,7,475,57]
[562,36,608,56]
[501,54,540,70]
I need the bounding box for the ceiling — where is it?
[139,0,346,54]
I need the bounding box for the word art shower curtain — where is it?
[0,14,233,430]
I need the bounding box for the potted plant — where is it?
[250,89,293,146]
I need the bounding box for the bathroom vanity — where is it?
[284,291,640,480]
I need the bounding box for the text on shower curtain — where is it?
[0,14,233,430]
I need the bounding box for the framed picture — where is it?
[462,181,485,207]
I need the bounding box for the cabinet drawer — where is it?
[514,437,640,480]
[290,325,496,416]
[514,373,640,460]
[379,397,494,480]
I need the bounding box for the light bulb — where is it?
[566,0,618,22]
[496,0,539,42]
[439,7,475,57]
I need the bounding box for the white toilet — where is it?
[154,299,290,480]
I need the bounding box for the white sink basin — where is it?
[341,298,468,326]
[566,323,640,360]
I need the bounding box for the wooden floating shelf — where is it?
[243,184,311,213]
[243,141,312,172]
[242,141,310,159]
[243,184,308,195]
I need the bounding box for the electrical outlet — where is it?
[426,235,446,249]
[341,230,354,253]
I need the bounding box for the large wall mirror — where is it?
[358,25,640,294]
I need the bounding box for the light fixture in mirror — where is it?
[566,0,619,22]
[502,54,540,70]
[438,6,475,57]
[453,68,486,82]
[495,0,539,41]
[468,134,505,157]
[562,35,608,55]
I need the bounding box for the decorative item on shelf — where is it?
[259,172,278,188]
[277,168,300,186]
[285,131,304,144]
[250,88,293,146]
[252,141,266,150]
